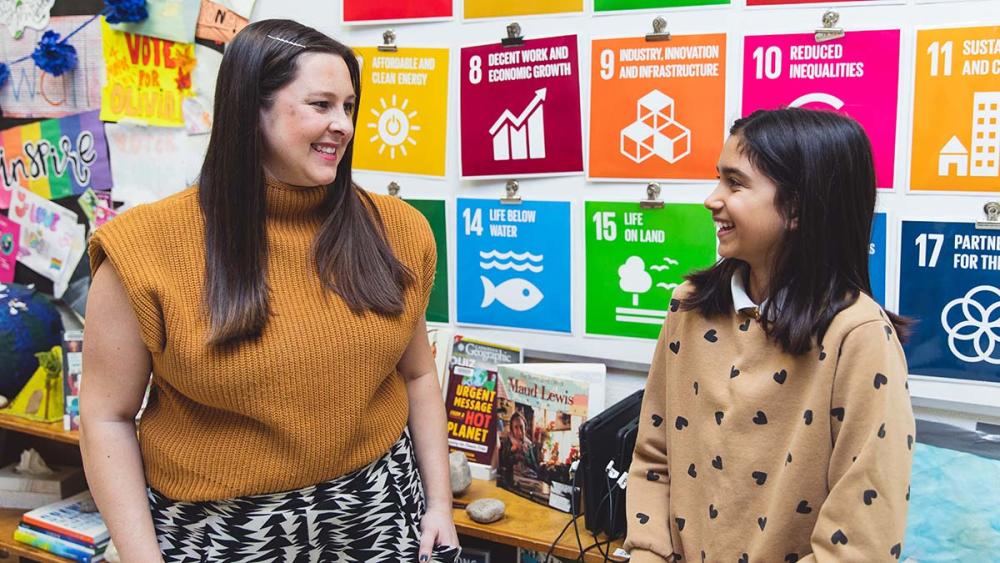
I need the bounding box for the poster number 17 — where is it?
[916,233,944,267]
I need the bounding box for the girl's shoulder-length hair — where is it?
[681,108,909,356]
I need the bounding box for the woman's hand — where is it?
[418,506,460,562]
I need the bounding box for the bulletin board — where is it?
[2,0,999,417]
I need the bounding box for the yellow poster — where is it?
[355,47,449,177]
[912,26,1000,193]
[464,0,582,20]
[100,19,197,127]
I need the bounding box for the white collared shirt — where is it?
[731,267,768,320]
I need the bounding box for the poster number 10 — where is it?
[752,46,782,80]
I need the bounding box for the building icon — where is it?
[490,88,547,161]
[620,90,691,165]
[939,92,1000,178]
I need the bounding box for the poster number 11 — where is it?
[927,41,953,77]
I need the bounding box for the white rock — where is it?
[466,498,505,524]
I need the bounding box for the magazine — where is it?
[14,525,106,562]
[445,335,522,480]
[496,364,606,513]
[62,330,84,432]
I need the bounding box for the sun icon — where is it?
[368,95,419,159]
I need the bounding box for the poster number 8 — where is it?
[469,55,482,85]
[599,49,615,80]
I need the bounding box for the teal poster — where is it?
[406,199,450,323]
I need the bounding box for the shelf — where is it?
[453,479,624,562]
[0,414,78,447]
[0,509,70,563]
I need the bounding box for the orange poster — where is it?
[589,34,726,182]
[911,26,1000,193]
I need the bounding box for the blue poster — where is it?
[899,221,1000,383]
[456,198,571,333]
[869,213,887,306]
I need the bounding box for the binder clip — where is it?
[500,179,522,205]
[976,201,1000,230]
[640,182,664,209]
[645,16,670,42]
[502,22,524,47]
[815,11,845,43]
[387,181,401,198]
[378,29,397,52]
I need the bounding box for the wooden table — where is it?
[454,479,625,562]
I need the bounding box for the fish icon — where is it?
[481,276,544,311]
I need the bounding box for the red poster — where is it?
[460,35,584,178]
[342,0,452,23]
[749,0,873,5]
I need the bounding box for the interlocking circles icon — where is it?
[941,285,1000,365]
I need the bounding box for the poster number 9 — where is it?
[599,50,615,80]
[469,55,482,84]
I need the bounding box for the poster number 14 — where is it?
[463,207,483,236]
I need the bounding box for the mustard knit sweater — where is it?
[88,180,436,502]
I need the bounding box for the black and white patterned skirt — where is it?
[149,431,461,562]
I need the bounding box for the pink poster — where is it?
[460,35,583,178]
[742,30,900,189]
[0,215,18,283]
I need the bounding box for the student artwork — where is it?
[742,30,901,189]
[595,0,727,12]
[195,0,249,46]
[354,46,449,176]
[0,0,55,39]
[589,34,725,182]
[100,19,198,127]
[464,0,581,19]
[460,35,583,178]
[911,26,1000,193]
[899,220,1000,383]
[108,0,201,44]
[870,212,886,306]
[584,201,715,339]
[0,215,18,283]
[0,16,103,118]
[104,122,208,208]
[0,110,113,209]
[456,198,571,333]
[404,198,450,323]
[342,0,452,24]
[7,186,86,298]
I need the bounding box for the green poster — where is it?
[585,201,716,339]
[595,0,728,12]
[406,199,449,323]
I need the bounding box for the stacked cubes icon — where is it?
[620,90,691,164]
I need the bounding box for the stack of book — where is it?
[14,491,109,562]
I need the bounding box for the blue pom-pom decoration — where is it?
[0,284,64,401]
[0,63,8,89]
[31,30,78,77]
[104,0,149,24]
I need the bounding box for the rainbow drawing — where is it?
[0,110,112,209]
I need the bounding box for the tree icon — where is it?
[619,256,652,306]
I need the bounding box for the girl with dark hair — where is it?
[625,108,915,562]
[80,20,459,562]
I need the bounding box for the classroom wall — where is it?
[244,0,1000,424]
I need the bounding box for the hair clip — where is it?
[267,35,306,48]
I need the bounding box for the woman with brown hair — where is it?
[80,19,458,562]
